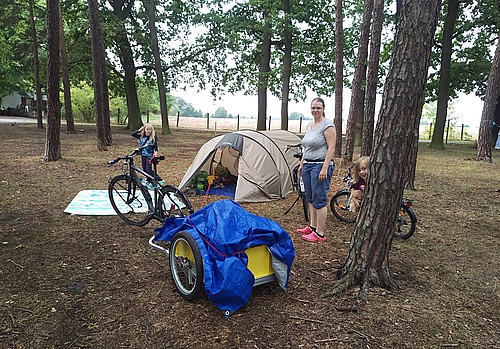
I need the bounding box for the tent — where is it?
[179,129,302,203]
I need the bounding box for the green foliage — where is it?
[173,97,203,117]
[289,111,304,120]
[70,82,126,123]
[426,0,500,102]
[214,106,228,118]
[137,82,160,114]
[71,84,95,122]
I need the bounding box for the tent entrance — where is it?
[206,146,239,197]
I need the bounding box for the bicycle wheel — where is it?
[108,174,152,226]
[300,194,310,222]
[394,205,417,239]
[169,231,203,301]
[160,185,194,219]
[330,190,357,223]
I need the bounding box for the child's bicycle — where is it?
[107,146,194,226]
[330,164,417,239]
[284,144,310,222]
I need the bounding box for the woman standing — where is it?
[296,97,336,242]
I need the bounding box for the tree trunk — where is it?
[29,0,43,129]
[257,11,271,131]
[58,1,76,134]
[361,0,383,157]
[280,0,292,131]
[88,0,112,150]
[430,0,459,150]
[44,0,62,162]
[327,0,441,296]
[334,0,343,158]
[109,0,142,131]
[476,37,500,162]
[343,0,373,163]
[143,0,171,135]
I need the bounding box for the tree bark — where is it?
[430,0,459,150]
[334,0,344,158]
[280,0,292,131]
[88,0,112,150]
[58,1,76,134]
[476,37,500,162]
[143,0,171,135]
[44,0,62,162]
[343,0,373,163]
[327,0,441,296]
[257,11,271,131]
[29,0,43,129]
[361,0,383,157]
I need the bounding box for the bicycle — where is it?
[284,144,310,222]
[107,146,194,226]
[329,164,417,239]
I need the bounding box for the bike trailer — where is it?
[149,199,295,317]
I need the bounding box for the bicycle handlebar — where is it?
[107,146,164,167]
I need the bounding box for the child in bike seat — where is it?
[131,123,163,185]
[350,156,369,213]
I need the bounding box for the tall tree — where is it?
[334,0,344,158]
[280,0,292,131]
[476,36,500,161]
[142,0,171,135]
[196,0,336,126]
[108,0,142,131]
[58,1,76,134]
[361,0,384,157]
[257,10,272,131]
[88,0,112,150]
[29,0,44,129]
[343,0,373,163]
[430,0,460,149]
[44,0,62,162]
[327,0,441,295]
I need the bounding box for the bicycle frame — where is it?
[284,144,309,221]
[109,147,164,218]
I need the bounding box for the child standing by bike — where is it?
[131,124,163,187]
[349,156,369,213]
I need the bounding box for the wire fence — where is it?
[113,109,479,142]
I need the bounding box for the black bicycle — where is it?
[107,146,194,226]
[330,165,417,239]
[284,144,310,222]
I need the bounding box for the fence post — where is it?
[429,122,432,140]
[176,111,180,127]
[299,116,303,134]
[461,124,464,140]
[117,108,120,124]
[206,113,210,129]
[237,114,240,131]
[268,115,271,130]
[147,110,149,123]
[445,120,450,144]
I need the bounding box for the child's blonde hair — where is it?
[141,123,156,144]
[352,156,370,184]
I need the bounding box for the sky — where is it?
[173,88,485,130]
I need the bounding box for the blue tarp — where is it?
[153,199,295,317]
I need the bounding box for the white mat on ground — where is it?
[64,190,136,216]
[64,189,185,216]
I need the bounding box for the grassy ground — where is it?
[0,122,499,348]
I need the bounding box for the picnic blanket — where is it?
[64,190,118,215]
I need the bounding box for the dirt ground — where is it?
[0,121,499,349]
